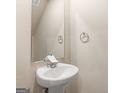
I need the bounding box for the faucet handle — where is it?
[47,55,58,63]
[43,55,59,68]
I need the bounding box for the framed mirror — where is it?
[31,0,64,62]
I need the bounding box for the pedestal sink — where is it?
[36,63,79,93]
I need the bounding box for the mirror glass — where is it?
[31,0,64,62]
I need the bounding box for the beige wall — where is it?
[16,0,43,93]
[70,0,108,93]
[16,0,31,88]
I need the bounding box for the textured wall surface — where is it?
[70,0,108,93]
[16,0,43,93]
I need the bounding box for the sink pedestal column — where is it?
[48,85,65,93]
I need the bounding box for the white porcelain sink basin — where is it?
[36,63,79,88]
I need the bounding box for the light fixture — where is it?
[32,0,40,6]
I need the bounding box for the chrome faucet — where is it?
[46,61,58,68]
[43,54,58,68]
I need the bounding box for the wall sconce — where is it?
[32,0,40,6]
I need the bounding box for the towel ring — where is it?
[80,32,89,43]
